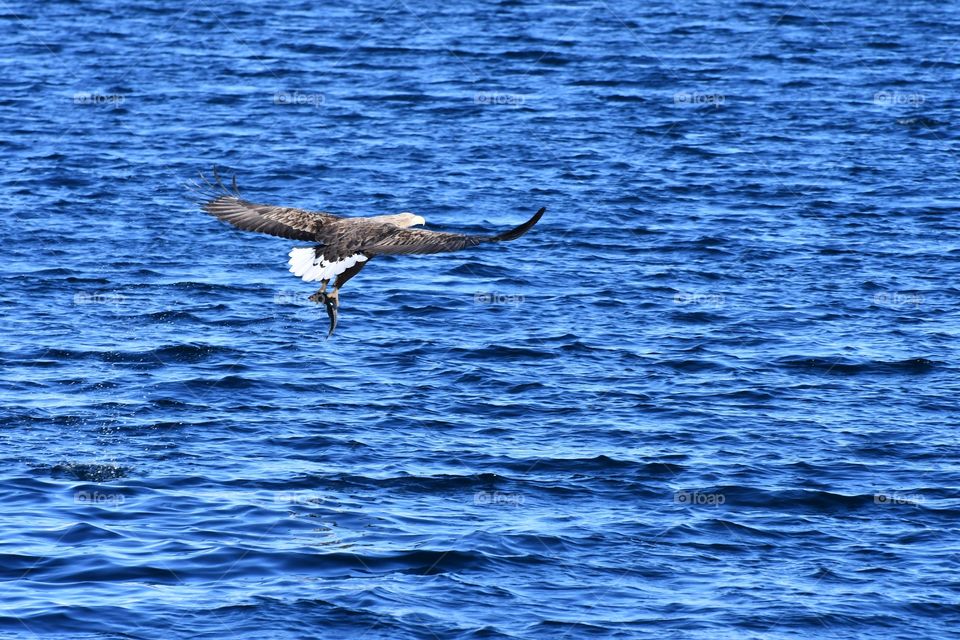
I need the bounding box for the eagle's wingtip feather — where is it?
[492,206,546,243]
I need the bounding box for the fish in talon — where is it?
[324,291,339,338]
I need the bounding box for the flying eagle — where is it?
[194,172,545,337]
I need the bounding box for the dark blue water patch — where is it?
[35,463,132,482]
[2,0,960,638]
[775,356,937,375]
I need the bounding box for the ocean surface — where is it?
[1,0,958,638]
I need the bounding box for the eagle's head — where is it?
[392,212,426,228]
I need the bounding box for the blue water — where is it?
[1,0,959,638]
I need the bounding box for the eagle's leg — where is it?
[324,259,369,338]
[308,279,329,305]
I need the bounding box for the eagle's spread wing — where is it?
[204,195,337,241]
[194,170,338,241]
[362,207,546,256]
[362,228,486,255]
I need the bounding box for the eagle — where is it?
[194,171,545,337]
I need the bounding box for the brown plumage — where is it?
[193,171,545,337]
[202,197,333,241]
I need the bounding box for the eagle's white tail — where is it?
[288,247,368,282]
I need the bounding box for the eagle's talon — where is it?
[308,291,327,305]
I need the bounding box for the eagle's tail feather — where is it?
[288,248,319,280]
[288,247,369,282]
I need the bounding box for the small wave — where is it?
[692,486,909,513]
[670,310,726,324]
[776,356,936,375]
[654,358,733,373]
[504,456,683,476]
[136,310,204,322]
[103,343,241,364]
[460,345,558,361]
[444,263,506,277]
[37,462,131,482]
[896,116,945,128]
[51,522,126,544]
[604,94,646,103]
